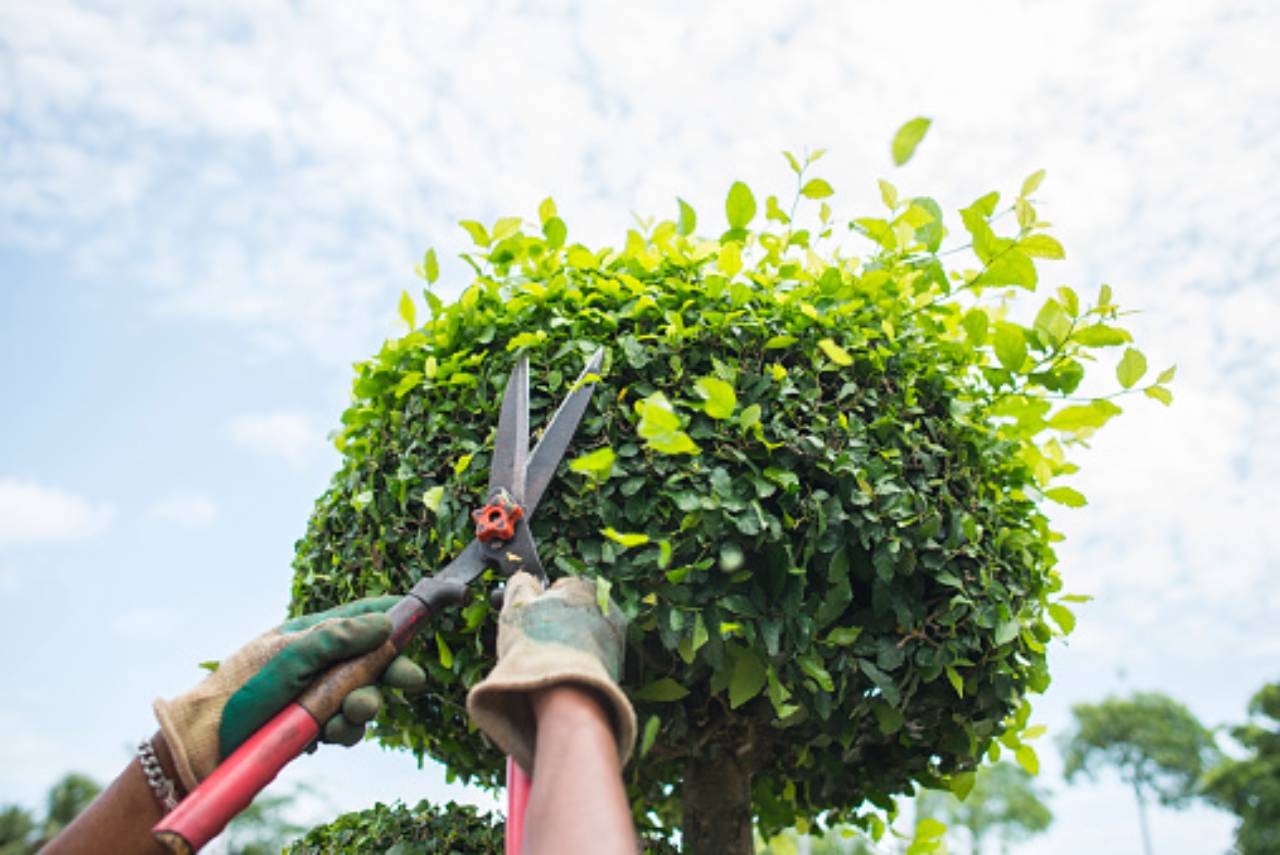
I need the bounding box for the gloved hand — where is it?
[467,572,637,775]
[153,597,425,791]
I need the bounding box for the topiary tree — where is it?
[290,128,1170,853]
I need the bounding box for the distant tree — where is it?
[38,773,100,843]
[220,787,308,855]
[1202,682,1280,855]
[0,806,37,855]
[1061,693,1218,855]
[0,773,100,854]
[917,762,1052,855]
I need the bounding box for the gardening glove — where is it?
[153,596,426,791]
[467,571,637,775]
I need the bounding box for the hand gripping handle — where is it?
[153,580,467,853]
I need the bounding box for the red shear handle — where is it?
[505,756,533,855]
[153,703,319,854]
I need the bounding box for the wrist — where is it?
[531,683,612,725]
[149,731,188,800]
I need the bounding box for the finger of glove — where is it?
[218,613,392,759]
[502,571,546,611]
[284,613,393,682]
[322,713,366,747]
[381,655,426,694]
[342,685,383,724]
[281,595,403,631]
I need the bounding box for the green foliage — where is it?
[286,800,504,854]
[287,799,679,854]
[222,786,309,854]
[1202,682,1280,854]
[917,761,1053,853]
[0,772,100,854]
[891,118,932,166]
[1061,693,1218,807]
[291,148,1162,843]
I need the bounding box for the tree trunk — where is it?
[682,747,754,855]
[1133,781,1154,855]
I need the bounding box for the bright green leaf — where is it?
[1015,743,1040,775]
[640,715,660,757]
[1048,400,1123,433]
[537,197,557,224]
[801,178,834,199]
[1116,347,1148,389]
[818,338,854,366]
[891,117,932,166]
[596,576,612,616]
[1074,324,1133,347]
[676,198,697,236]
[569,447,616,480]
[1156,364,1177,384]
[726,181,757,229]
[601,527,650,549]
[1045,486,1087,507]
[717,242,743,277]
[1020,234,1065,259]
[458,220,490,247]
[1021,169,1046,198]
[506,330,548,352]
[421,485,444,514]
[1145,385,1173,405]
[877,178,899,210]
[423,248,439,284]
[634,678,690,702]
[398,291,416,329]
[915,818,947,841]
[1048,603,1077,634]
[695,376,737,419]
[635,392,700,455]
[435,632,454,669]
[994,323,1027,371]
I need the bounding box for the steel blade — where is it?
[408,540,487,598]
[487,355,530,501]
[522,348,605,515]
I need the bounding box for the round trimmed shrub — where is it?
[290,149,1162,852]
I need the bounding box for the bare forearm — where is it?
[522,685,637,855]
[42,733,180,855]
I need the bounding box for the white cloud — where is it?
[226,411,326,467]
[146,493,218,527]
[0,478,112,545]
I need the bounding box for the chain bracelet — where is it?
[137,738,181,813]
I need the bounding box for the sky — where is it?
[1,1,1277,852]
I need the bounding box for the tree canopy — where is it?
[918,761,1052,855]
[290,128,1165,851]
[1202,682,1280,854]
[1062,692,1217,855]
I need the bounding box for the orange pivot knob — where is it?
[472,494,524,543]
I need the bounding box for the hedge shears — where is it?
[153,349,605,854]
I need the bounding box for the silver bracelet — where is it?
[137,738,181,813]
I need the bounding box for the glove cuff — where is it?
[153,696,208,793]
[467,644,637,775]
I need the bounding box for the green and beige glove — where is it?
[467,572,637,775]
[153,597,425,792]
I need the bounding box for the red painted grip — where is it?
[153,703,320,852]
[505,756,532,855]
